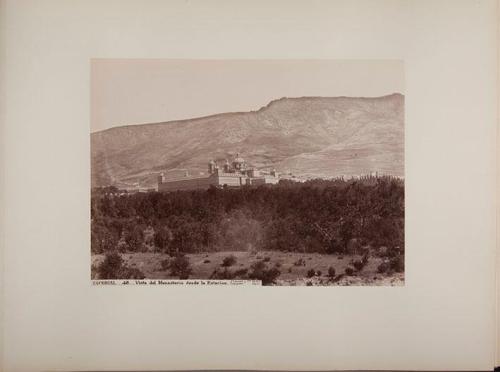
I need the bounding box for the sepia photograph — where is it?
[91,59,404,286]
[5,1,499,370]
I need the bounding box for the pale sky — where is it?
[91,59,404,133]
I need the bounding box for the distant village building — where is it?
[157,154,279,192]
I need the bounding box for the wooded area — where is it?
[91,177,404,258]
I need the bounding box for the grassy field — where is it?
[92,250,404,286]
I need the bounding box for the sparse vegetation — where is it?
[91,250,403,285]
[307,269,316,278]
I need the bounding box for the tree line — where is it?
[91,178,404,256]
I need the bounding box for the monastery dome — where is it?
[233,154,245,163]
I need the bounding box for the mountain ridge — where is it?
[93,93,403,134]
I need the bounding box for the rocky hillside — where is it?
[91,94,404,188]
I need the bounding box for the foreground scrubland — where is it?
[91,177,404,286]
[91,250,403,286]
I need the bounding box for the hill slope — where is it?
[91,94,404,188]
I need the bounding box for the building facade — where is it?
[158,154,279,192]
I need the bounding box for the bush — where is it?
[160,258,170,270]
[377,262,389,274]
[91,264,99,279]
[96,252,145,279]
[294,258,306,266]
[248,261,281,285]
[306,268,316,278]
[233,268,248,278]
[327,266,336,278]
[389,256,404,273]
[170,255,192,279]
[353,260,364,271]
[345,267,354,276]
[97,252,123,279]
[210,268,235,280]
[316,270,322,276]
[119,266,146,279]
[306,281,313,286]
[221,255,237,267]
[263,256,271,262]
[203,259,211,264]
[362,254,369,266]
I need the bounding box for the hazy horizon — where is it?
[91,59,404,133]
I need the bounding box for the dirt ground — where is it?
[91,250,404,286]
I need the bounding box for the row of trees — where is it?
[91,178,404,256]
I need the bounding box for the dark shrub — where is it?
[263,256,271,262]
[294,258,306,266]
[203,259,211,264]
[288,267,293,273]
[377,262,389,274]
[124,225,145,252]
[353,260,364,271]
[362,254,369,266]
[160,258,170,270]
[345,267,354,276]
[153,226,173,252]
[327,266,336,278]
[119,266,146,279]
[221,255,237,267]
[306,281,313,286]
[170,255,192,279]
[306,269,316,278]
[97,252,145,279]
[210,268,235,280]
[233,268,248,278]
[91,264,98,279]
[316,270,322,276]
[248,261,280,285]
[390,256,404,273]
[97,252,123,279]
